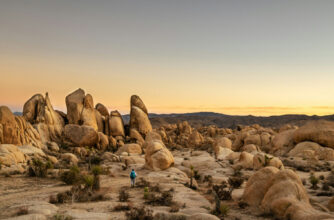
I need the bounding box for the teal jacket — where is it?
[130,170,137,179]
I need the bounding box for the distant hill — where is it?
[123,112,334,129]
[15,110,334,129]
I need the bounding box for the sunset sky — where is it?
[1,0,334,116]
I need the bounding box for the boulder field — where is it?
[1,89,334,219]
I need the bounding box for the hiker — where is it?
[130,169,137,187]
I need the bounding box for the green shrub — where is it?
[91,165,102,176]
[144,187,149,200]
[60,165,80,185]
[310,173,319,189]
[220,204,229,217]
[28,158,53,177]
[83,175,94,190]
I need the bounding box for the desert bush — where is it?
[53,214,73,220]
[16,206,28,216]
[145,188,174,206]
[90,155,102,165]
[212,181,232,201]
[28,158,53,177]
[126,206,153,220]
[309,173,319,189]
[60,165,81,185]
[49,195,58,204]
[91,165,102,190]
[194,170,201,180]
[119,188,130,202]
[113,204,131,212]
[219,204,230,217]
[83,175,94,190]
[203,175,213,186]
[169,203,180,213]
[143,187,149,200]
[323,182,330,191]
[56,191,72,203]
[228,177,244,189]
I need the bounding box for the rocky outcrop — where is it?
[23,93,65,143]
[293,120,334,149]
[108,110,125,137]
[145,132,174,170]
[188,130,204,148]
[288,141,334,161]
[129,95,152,140]
[64,124,98,146]
[242,167,333,220]
[0,144,26,166]
[0,106,41,148]
[116,143,142,155]
[253,153,284,170]
[65,88,99,131]
[271,129,296,156]
[95,103,109,117]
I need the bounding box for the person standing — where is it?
[130,169,137,187]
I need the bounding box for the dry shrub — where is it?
[119,187,130,202]
[113,204,131,212]
[169,203,181,213]
[145,188,174,206]
[228,176,244,189]
[126,206,153,220]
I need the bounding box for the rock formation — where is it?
[144,131,174,170]
[242,167,333,220]
[108,110,125,137]
[0,106,41,148]
[293,120,334,149]
[23,93,65,143]
[64,124,98,146]
[129,95,152,141]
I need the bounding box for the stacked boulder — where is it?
[64,89,109,149]
[129,95,152,144]
[144,131,174,170]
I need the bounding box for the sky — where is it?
[0,0,334,116]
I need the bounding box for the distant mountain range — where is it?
[14,111,334,129]
[123,112,334,129]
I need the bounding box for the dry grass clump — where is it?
[144,187,175,207]
[51,165,105,203]
[119,187,130,202]
[125,206,153,220]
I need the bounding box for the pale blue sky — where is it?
[0,0,334,115]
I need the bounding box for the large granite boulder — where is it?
[144,132,174,170]
[23,93,64,143]
[129,95,152,139]
[64,124,98,146]
[0,106,41,148]
[293,120,334,149]
[65,88,98,131]
[108,110,125,137]
[242,167,333,220]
